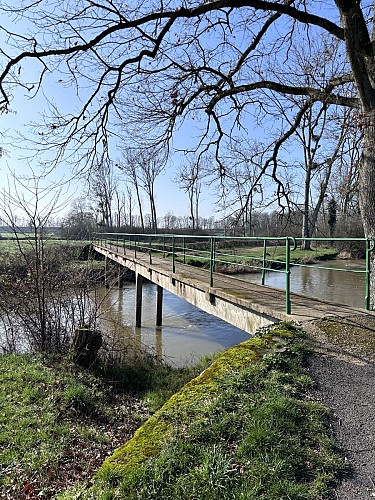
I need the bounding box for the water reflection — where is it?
[95,284,250,367]
[244,260,366,309]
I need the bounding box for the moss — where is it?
[314,317,375,355]
[100,417,171,477]
[97,325,300,483]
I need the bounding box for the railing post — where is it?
[172,236,176,273]
[285,237,291,314]
[163,236,166,258]
[365,238,374,310]
[261,239,267,285]
[209,237,215,287]
[149,235,152,264]
[183,237,186,264]
[135,235,138,259]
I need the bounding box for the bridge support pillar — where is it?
[135,273,143,327]
[104,257,109,289]
[118,266,124,288]
[156,285,163,327]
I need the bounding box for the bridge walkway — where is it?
[94,242,375,332]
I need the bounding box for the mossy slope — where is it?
[99,325,295,478]
[62,322,343,499]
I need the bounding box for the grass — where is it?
[58,324,345,499]
[0,236,86,255]
[186,245,339,267]
[0,353,207,498]
[114,241,339,271]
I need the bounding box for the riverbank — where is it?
[177,245,340,275]
[0,323,346,499]
[1,317,373,498]
[0,353,207,498]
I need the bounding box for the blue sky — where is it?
[0,10,222,220]
[0,2,309,223]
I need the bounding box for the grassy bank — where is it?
[65,324,343,500]
[0,324,346,499]
[171,245,339,272]
[0,354,206,498]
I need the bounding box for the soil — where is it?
[304,316,375,499]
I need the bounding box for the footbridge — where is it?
[92,233,375,334]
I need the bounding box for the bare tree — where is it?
[61,197,97,240]
[330,121,361,216]
[292,103,351,249]
[118,151,145,231]
[217,142,267,236]
[89,157,117,229]
[2,2,375,301]
[176,155,205,232]
[124,183,135,228]
[119,146,166,232]
[0,177,68,351]
[137,147,167,233]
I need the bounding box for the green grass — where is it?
[0,353,206,497]
[116,241,339,270]
[193,245,339,267]
[60,324,345,499]
[0,236,86,255]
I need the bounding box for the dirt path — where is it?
[303,317,375,499]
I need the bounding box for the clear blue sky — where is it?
[0,4,301,222]
[0,13,221,220]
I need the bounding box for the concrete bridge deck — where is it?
[93,242,375,333]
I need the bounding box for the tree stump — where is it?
[71,327,102,367]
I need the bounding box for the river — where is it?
[96,259,366,366]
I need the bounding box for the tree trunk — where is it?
[71,327,102,367]
[134,183,144,232]
[301,168,312,250]
[359,115,375,308]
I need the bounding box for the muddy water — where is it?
[95,285,250,367]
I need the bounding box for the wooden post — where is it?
[135,272,143,327]
[156,285,163,327]
[71,327,102,367]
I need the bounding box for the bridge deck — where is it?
[94,243,375,328]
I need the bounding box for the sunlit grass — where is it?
[0,353,208,497]
[63,328,345,499]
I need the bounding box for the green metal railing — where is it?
[93,232,375,314]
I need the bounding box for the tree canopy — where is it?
[0,1,374,238]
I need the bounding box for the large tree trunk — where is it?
[359,116,375,308]
[301,167,312,250]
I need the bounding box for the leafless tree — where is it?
[118,149,146,232]
[61,197,97,240]
[0,175,111,354]
[1,2,375,301]
[119,146,166,232]
[176,155,205,231]
[137,147,167,233]
[329,121,361,217]
[88,157,117,229]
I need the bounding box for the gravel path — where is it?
[305,318,375,499]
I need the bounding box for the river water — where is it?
[96,259,366,366]
[246,259,367,309]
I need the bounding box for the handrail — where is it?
[92,232,375,313]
